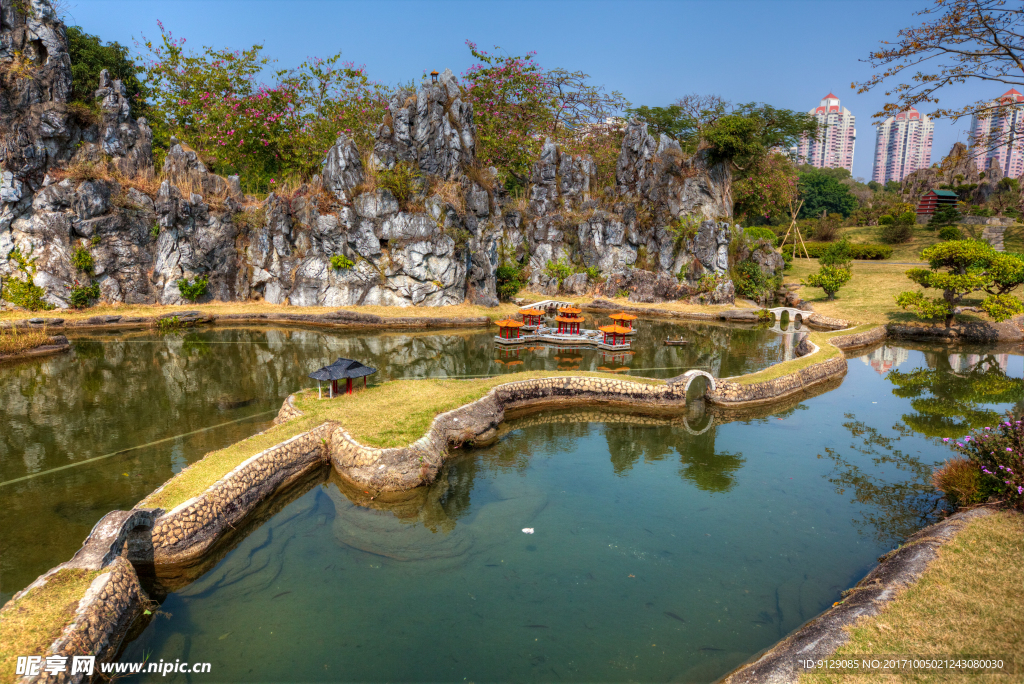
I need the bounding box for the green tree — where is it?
[797,169,858,218]
[928,204,962,229]
[803,265,852,300]
[67,26,148,118]
[702,103,818,170]
[895,240,1024,327]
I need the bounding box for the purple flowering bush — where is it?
[944,419,1024,508]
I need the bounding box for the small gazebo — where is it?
[495,318,525,340]
[598,324,632,347]
[555,314,584,335]
[609,312,638,331]
[519,308,545,328]
[309,358,377,399]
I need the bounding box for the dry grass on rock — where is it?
[0,328,51,355]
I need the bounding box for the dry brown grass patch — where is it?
[0,568,100,683]
[800,511,1024,683]
[430,178,465,213]
[0,327,51,355]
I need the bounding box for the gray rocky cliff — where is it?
[1,1,750,310]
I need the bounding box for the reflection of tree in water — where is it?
[819,414,945,546]
[887,353,1023,438]
[604,423,744,493]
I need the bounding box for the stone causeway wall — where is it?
[137,424,333,566]
[704,326,887,408]
[329,376,688,492]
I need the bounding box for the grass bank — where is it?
[785,261,996,326]
[0,328,51,355]
[143,370,665,511]
[800,510,1024,684]
[0,569,99,683]
[0,301,519,324]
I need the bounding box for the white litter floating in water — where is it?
[522,528,534,534]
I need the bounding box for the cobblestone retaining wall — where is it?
[828,326,887,350]
[329,376,687,491]
[138,424,333,566]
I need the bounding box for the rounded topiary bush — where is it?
[939,225,965,241]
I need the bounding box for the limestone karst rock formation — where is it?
[0,0,761,310]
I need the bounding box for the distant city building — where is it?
[794,93,857,171]
[871,107,934,184]
[970,88,1024,177]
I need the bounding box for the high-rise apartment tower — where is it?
[871,107,934,184]
[970,88,1024,177]
[794,93,857,172]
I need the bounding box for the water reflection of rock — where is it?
[886,346,1024,438]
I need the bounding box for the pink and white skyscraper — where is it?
[871,107,934,184]
[794,94,857,172]
[970,88,1024,177]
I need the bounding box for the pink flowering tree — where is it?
[733,153,798,223]
[461,42,553,189]
[136,24,390,193]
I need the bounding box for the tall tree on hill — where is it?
[854,0,1024,154]
[798,169,859,218]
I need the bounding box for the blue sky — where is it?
[65,0,995,181]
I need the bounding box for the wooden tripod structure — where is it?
[778,199,810,259]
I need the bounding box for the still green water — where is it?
[0,318,785,601]
[113,342,1023,682]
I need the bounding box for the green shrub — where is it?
[939,225,965,241]
[330,254,354,270]
[878,214,894,225]
[880,222,914,244]
[71,246,94,274]
[176,275,209,302]
[819,237,853,269]
[803,265,851,300]
[932,458,986,506]
[733,260,780,302]
[378,162,420,206]
[496,263,527,301]
[90,235,101,246]
[2,248,53,311]
[150,224,161,239]
[68,282,100,308]
[583,265,601,281]
[743,226,778,246]
[544,258,575,286]
[783,242,892,260]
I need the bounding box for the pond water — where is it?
[0,317,787,601]
[113,342,1023,682]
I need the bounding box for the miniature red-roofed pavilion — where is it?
[519,308,545,327]
[495,318,525,339]
[609,312,638,330]
[555,314,584,335]
[598,324,631,346]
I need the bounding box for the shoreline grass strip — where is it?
[799,510,1024,683]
